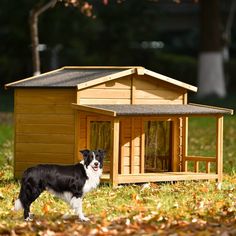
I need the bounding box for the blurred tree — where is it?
[198,0,226,98]
[0,1,35,111]
[29,0,94,75]
[222,0,236,62]
[61,0,229,98]
[2,0,235,93]
[30,0,57,75]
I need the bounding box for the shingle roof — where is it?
[72,104,233,116]
[6,68,127,88]
[5,66,197,92]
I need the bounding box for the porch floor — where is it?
[101,172,219,184]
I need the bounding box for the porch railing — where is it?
[183,156,216,173]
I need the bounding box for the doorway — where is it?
[89,119,112,173]
[144,120,172,172]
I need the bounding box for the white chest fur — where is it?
[83,167,102,194]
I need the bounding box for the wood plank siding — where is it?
[133,76,185,104]
[115,117,144,175]
[14,88,76,177]
[78,75,186,105]
[8,67,230,185]
[78,76,132,105]
[76,75,185,177]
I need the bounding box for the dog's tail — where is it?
[14,199,23,211]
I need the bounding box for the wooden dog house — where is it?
[5,66,233,186]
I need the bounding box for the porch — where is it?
[101,172,218,184]
[72,103,233,186]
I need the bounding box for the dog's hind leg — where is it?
[19,181,43,220]
[23,204,32,221]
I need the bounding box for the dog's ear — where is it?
[96,149,105,169]
[80,149,90,158]
[80,149,91,168]
[97,149,106,158]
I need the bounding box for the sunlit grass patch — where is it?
[0,125,13,166]
[0,124,13,146]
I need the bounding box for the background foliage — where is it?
[1,0,236,88]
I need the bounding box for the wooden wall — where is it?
[78,75,186,105]
[77,114,143,175]
[133,76,185,104]
[14,88,76,177]
[13,73,186,178]
[77,74,185,175]
[78,76,132,105]
[120,117,142,174]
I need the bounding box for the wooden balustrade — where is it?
[183,156,216,173]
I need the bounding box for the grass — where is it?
[0,124,13,166]
[0,116,235,235]
[0,166,236,235]
[188,116,236,174]
[0,125,13,146]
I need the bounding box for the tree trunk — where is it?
[29,0,57,76]
[30,9,40,76]
[198,0,226,98]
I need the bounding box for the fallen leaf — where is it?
[42,204,49,214]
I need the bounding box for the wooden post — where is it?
[182,117,188,172]
[120,119,124,175]
[131,77,136,104]
[172,119,179,172]
[111,118,120,186]
[206,162,211,173]
[216,116,223,183]
[140,120,145,174]
[130,118,135,174]
[194,161,199,173]
[74,111,80,163]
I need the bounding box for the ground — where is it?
[0,167,236,235]
[0,115,235,235]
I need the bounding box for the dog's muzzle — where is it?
[92,162,99,171]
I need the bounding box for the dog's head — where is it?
[80,149,105,172]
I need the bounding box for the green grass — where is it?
[0,116,235,235]
[0,125,13,146]
[188,116,236,174]
[0,124,13,166]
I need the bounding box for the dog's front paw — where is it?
[62,213,71,220]
[25,213,34,222]
[25,217,33,222]
[79,215,89,222]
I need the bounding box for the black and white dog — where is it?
[14,149,105,221]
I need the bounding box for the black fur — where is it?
[16,149,105,220]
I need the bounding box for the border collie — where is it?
[14,149,105,221]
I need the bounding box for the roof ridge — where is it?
[144,69,198,92]
[62,66,144,70]
[76,68,136,90]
